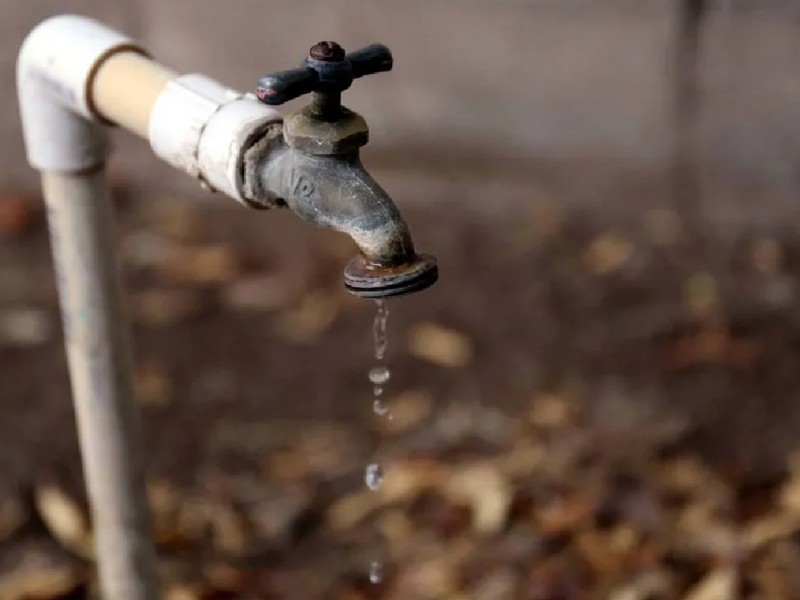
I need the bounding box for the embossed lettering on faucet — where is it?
[286,166,315,199]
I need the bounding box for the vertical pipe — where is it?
[42,168,159,600]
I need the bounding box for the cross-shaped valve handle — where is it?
[255,41,393,107]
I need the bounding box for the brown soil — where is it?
[1,156,800,598]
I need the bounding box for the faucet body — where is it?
[242,125,438,296]
[248,39,438,296]
[17,15,437,600]
[254,146,417,264]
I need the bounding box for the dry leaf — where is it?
[147,479,184,546]
[273,291,339,343]
[529,393,574,429]
[207,503,251,556]
[499,438,546,478]
[246,486,312,543]
[382,459,447,504]
[0,543,84,600]
[609,569,675,600]
[408,322,473,368]
[34,485,93,559]
[326,490,380,532]
[176,496,213,543]
[158,244,238,286]
[683,567,737,600]
[393,558,458,599]
[575,529,629,580]
[743,512,800,550]
[377,389,433,435]
[584,234,634,274]
[446,462,512,535]
[0,308,51,347]
[376,509,414,546]
[536,495,594,536]
[222,273,296,312]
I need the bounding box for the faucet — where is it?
[246,41,438,297]
[17,15,437,600]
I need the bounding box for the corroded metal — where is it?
[250,40,437,299]
[283,105,368,155]
[243,133,438,298]
[344,253,438,298]
[256,146,415,265]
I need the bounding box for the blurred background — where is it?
[3,1,800,598]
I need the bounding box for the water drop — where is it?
[373,398,389,416]
[373,385,383,397]
[373,300,389,360]
[369,561,384,584]
[365,463,384,491]
[369,366,390,386]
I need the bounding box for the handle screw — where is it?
[309,41,345,62]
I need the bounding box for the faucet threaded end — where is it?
[344,253,438,298]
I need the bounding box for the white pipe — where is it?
[43,169,159,600]
[17,15,142,172]
[17,14,282,600]
[18,14,281,203]
[93,51,177,139]
[148,74,281,202]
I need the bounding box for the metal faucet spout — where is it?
[247,138,437,298]
[263,148,415,265]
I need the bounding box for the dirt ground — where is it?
[2,154,800,598]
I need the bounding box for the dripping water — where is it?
[365,299,391,583]
[370,300,392,421]
[364,463,384,491]
[369,561,384,584]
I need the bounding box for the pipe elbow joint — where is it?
[17,15,143,172]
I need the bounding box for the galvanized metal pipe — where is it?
[42,169,159,600]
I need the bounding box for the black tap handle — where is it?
[348,44,393,78]
[256,67,317,105]
[255,42,393,106]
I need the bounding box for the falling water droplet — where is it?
[369,561,384,584]
[365,302,391,583]
[365,463,384,491]
[373,300,389,360]
[369,366,390,386]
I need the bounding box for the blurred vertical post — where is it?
[42,169,159,600]
[673,0,708,227]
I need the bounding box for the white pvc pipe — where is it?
[93,51,177,139]
[17,15,140,172]
[19,15,281,203]
[17,14,281,600]
[42,169,159,600]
